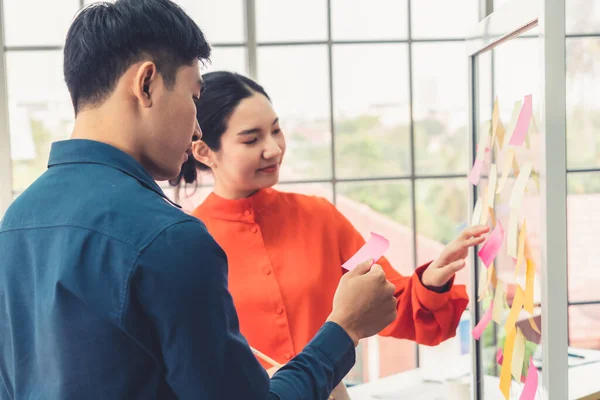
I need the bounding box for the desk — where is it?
[347,358,600,399]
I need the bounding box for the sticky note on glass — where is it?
[478,264,488,300]
[509,94,532,147]
[478,220,504,267]
[472,301,493,340]
[487,164,497,209]
[509,161,533,210]
[496,119,506,151]
[507,211,519,259]
[496,348,504,365]
[342,232,389,271]
[493,281,506,324]
[512,328,526,382]
[500,327,516,399]
[507,100,523,140]
[515,220,527,277]
[469,122,490,186]
[472,197,483,226]
[492,97,500,143]
[520,357,538,400]
[469,159,484,186]
[505,285,525,333]
[525,258,535,314]
[496,149,515,195]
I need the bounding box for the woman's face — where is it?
[197,93,286,198]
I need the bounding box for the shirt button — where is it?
[263,267,271,275]
[284,353,292,360]
[244,210,251,216]
[276,306,284,315]
[251,226,259,233]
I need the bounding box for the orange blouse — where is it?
[192,188,469,368]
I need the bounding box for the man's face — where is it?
[140,60,202,181]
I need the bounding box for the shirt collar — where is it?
[198,188,277,220]
[48,139,181,208]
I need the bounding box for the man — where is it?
[0,1,397,398]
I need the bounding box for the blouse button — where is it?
[263,267,272,275]
[251,226,259,233]
[276,306,284,315]
[243,210,251,216]
[284,353,292,361]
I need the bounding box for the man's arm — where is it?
[128,220,354,399]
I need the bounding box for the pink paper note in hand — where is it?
[520,357,539,400]
[509,94,532,146]
[469,159,484,186]
[342,232,390,271]
[472,301,493,340]
[478,220,504,267]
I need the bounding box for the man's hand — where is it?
[327,260,397,346]
[421,225,490,289]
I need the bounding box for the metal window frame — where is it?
[466,0,568,399]
[0,0,13,217]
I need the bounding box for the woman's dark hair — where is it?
[169,71,270,189]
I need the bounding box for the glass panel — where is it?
[568,304,600,400]
[333,44,411,179]
[566,0,600,35]
[566,38,600,169]
[256,0,327,43]
[411,0,479,39]
[202,46,247,75]
[567,173,600,303]
[331,0,408,40]
[412,42,469,175]
[257,45,331,181]
[6,51,73,192]
[3,0,80,46]
[473,29,543,399]
[569,304,600,350]
[174,0,245,43]
[336,180,415,383]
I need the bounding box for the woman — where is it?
[172,71,488,378]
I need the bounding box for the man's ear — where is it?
[133,61,158,108]
[191,140,215,169]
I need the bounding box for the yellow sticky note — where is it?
[478,264,488,301]
[529,316,541,334]
[507,211,519,259]
[512,328,526,382]
[525,258,535,314]
[496,119,506,150]
[480,190,489,225]
[472,197,483,226]
[500,326,516,399]
[492,97,500,144]
[489,207,497,227]
[487,164,497,210]
[490,262,497,289]
[509,162,532,209]
[496,149,514,195]
[493,281,506,324]
[505,285,525,333]
[515,220,527,277]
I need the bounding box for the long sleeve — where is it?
[129,220,356,399]
[332,206,469,346]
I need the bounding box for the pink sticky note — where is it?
[520,357,538,400]
[469,159,484,186]
[472,301,493,340]
[496,348,504,365]
[509,94,532,146]
[342,232,389,271]
[478,220,504,267]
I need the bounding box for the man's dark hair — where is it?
[63,0,211,114]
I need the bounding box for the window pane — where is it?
[174,0,245,43]
[6,51,73,192]
[256,0,327,43]
[331,0,408,40]
[257,45,331,181]
[202,46,247,75]
[412,43,469,175]
[566,0,600,35]
[3,0,80,46]
[411,0,479,39]
[569,304,600,350]
[566,38,600,169]
[333,44,411,179]
[336,180,416,381]
[568,173,600,303]
[274,182,333,203]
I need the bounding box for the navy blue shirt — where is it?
[0,139,355,399]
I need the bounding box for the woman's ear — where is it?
[191,140,215,168]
